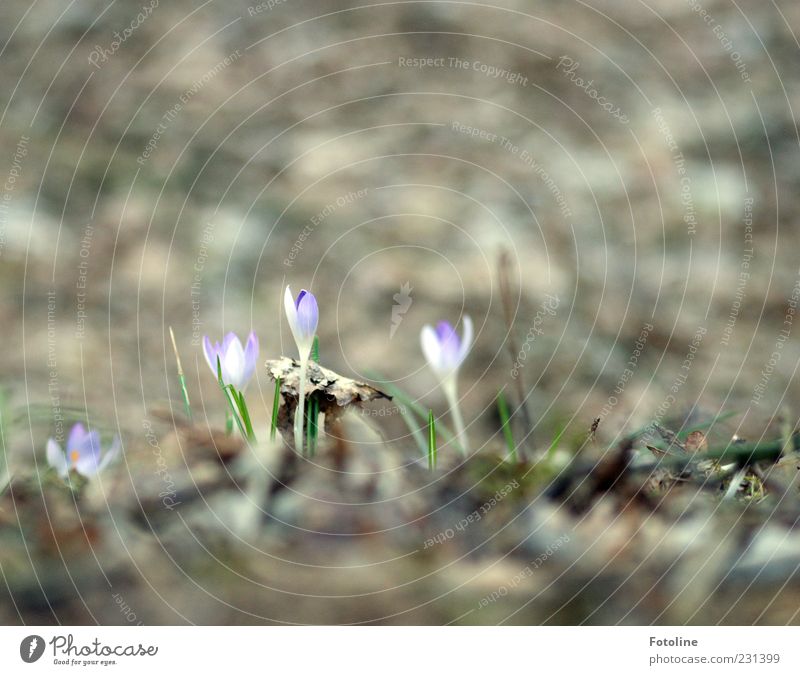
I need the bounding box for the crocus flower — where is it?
[283,287,318,360]
[203,331,259,390]
[284,286,319,452]
[420,316,473,454]
[46,423,121,479]
[421,317,473,380]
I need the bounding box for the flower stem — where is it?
[294,357,308,454]
[443,380,468,455]
[306,337,320,456]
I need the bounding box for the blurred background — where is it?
[2,0,800,624]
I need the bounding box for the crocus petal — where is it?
[205,332,258,389]
[222,332,238,352]
[222,335,246,389]
[81,430,102,459]
[73,430,102,476]
[295,290,318,340]
[421,316,473,378]
[242,331,259,384]
[98,437,122,472]
[284,285,299,339]
[436,321,456,344]
[458,316,473,364]
[75,454,101,477]
[285,286,316,357]
[203,336,220,376]
[67,423,87,452]
[436,321,462,370]
[421,325,443,372]
[46,438,69,478]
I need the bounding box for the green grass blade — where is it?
[626,410,739,447]
[395,403,427,455]
[224,387,247,439]
[638,433,800,471]
[169,326,192,421]
[496,390,517,462]
[270,378,281,441]
[217,356,247,438]
[364,377,436,454]
[428,409,437,470]
[0,388,9,494]
[178,374,192,420]
[547,422,566,462]
[218,357,232,434]
[306,400,318,457]
[676,410,738,441]
[235,389,256,441]
[366,372,456,446]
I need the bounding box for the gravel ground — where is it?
[2,0,800,624]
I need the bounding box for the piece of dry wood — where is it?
[266,357,390,406]
[265,357,390,436]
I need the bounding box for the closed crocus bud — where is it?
[284,287,318,359]
[47,423,121,479]
[283,285,320,453]
[420,316,473,382]
[203,331,259,390]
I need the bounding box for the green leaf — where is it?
[675,410,738,441]
[224,388,247,439]
[311,335,319,363]
[235,389,256,441]
[547,422,566,462]
[496,391,517,462]
[306,396,319,457]
[169,326,192,421]
[306,337,320,456]
[637,433,800,470]
[366,372,457,450]
[216,358,248,439]
[270,378,281,441]
[428,409,437,470]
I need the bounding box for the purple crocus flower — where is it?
[284,286,319,452]
[46,423,121,479]
[203,331,259,390]
[284,287,318,358]
[420,316,473,379]
[420,316,473,454]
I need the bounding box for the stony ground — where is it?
[2,0,800,624]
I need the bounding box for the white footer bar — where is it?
[1,626,797,673]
